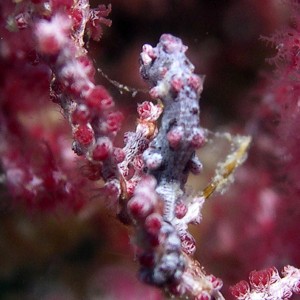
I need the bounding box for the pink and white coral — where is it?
[230,266,300,300]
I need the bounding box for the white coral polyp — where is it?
[35,14,72,54]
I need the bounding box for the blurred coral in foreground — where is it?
[1,0,300,299]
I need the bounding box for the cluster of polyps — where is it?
[230,265,300,300]
[32,0,126,197]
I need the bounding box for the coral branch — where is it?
[0,2,257,299]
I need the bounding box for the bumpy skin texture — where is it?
[131,34,223,298]
[140,34,205,222]
[127,176,185,287]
